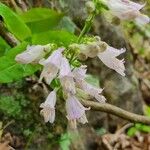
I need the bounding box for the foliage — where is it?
[0,3,76,83]
[59,133,71,150]
[0,3,31,41]
[20,8,63,33]
[127,105,150,137]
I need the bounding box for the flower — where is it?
[66,95,89,128]
[98,46,126,76]
[72,65,87,81]
[59,57,76,94]
[105,0,150,25]
[73,66,106,103]
[39,48,64,84]
[76,80,106,103]
[40,90,57,123]
[15,44,50,64]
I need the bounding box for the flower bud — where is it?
[85,1,95,14]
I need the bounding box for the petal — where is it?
[41,90,57,108]
[39,64,59,84]
[76,80,106,103]
[135,14,150,25]
[106,0,147,21]
[66,95,88,121]
[40,107,55,123]
[59,57,72,78]
[15,45,50,64]
[73,65,87,81]
[40,48,64,68]
[98,47,126,76]
[60,76,76,94]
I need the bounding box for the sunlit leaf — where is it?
[0,43,40,83]
[0,3,31,40]
[32,30,77,46]
[0,36,11,56]
[20,8,63,33]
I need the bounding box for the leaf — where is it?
[0,36,11,56]
[0,3,31,40]
[144,105,150,117]
[57,17,76,33]
[20,8,63,33]
[32,30,77,46]
[59,133,71,150]
[0,43,40,83]
[127,127,138,137]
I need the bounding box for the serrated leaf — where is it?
[0,43,40,83]
[20,8,63,33]
[0,3,31,40]
[32,30,77,46]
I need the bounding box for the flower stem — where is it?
[77,12,96,43]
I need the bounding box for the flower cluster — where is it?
[16,39,113,128]
[104,0,150,25]
[71,36,126,76]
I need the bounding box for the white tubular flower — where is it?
[40,90,57,123]
[72,65,87,81]
[39,48,64,84]
[15,44,50,64]
[76,80,106,103]
[98,46,126,76]
[73,66,106,103]
[59,57,76,94]
[105,0,150,25]
[66,95,89,128]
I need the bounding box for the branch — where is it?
[81,100,150,125]
[0,21,19,47]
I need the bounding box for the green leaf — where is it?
[140,125,150,133]
[32,30,77,46]
[0,3,31,40]
[144,105,150,117]
[20,8,63,33]
[57,17,76,33]
[0,43,40,83]
[59,133,71,150]
[0,36,11,56]
[127,127,138,137]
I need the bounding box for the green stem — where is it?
[77,13,95,43]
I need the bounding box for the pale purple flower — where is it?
[76,80,106,103]
[72,65,87,81]
[105,0,150,25]
[98,46,126,76]
[39,48,64,84]
[59,57,76,94]
[40,90,56,123]
[73,66,106,103]
[66,95,89,127]
[15,44,50,64]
